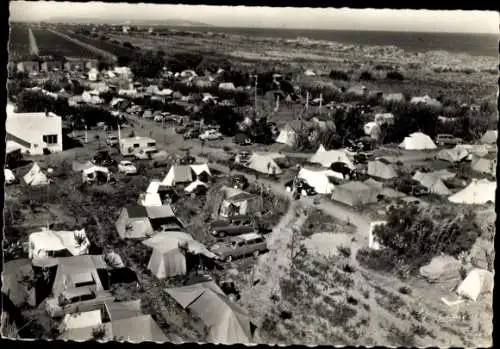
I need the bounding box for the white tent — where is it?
[190,164,212,179]
[364,121,381,139]
[29,228,90,259]
[317,144,326,153]
[61,310,102,331]
[138,193,162,207]
[412,171,452,196]
[246,153,283,175]
[185,179,208,193]
[448,179,496,204]
[471,156,496,176]
[297,168,336,194]
[275,124,297,147]
[82,166,110,183]
[23,163,49,186]
[480,130,497,145]
[399,132,437,150]
[437,147,469,163]
[367,160,397,179]
[455,144,489,160]
[456,268,493,301]
[309,148,355,169]
[146,180,162,194]
[162,165,194,186]
[4,168,16,184]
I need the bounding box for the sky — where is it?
[9,1,499,34]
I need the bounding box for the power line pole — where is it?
[251,74,258,117]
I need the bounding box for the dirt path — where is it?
[28,27,39,56]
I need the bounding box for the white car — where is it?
[118,160,138,175]
[199,130,223,141]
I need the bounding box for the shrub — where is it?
[386,71,405,81]
[359,71,374,81]
[329,69,350,81]
[337,246,351,258]
[398,286,412,295]
[91,324,107,340]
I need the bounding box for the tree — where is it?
[386,71,405,81]
[372,204,480,270]
[329,70,350,81]
[194,104,243,136]
[247,117,274,144]
[359,71,374,81]
[130,51,165,79]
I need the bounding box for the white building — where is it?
[6,104,63,155]
[119,136,157,156]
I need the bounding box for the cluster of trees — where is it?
[360,203,480,275]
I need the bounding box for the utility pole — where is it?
[305,91,309,114]
[251,74,258,117]
[84,125,88,144]
[318,93,323,114]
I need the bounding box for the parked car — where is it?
[183,128,201,140]
[118,160,138,175]
[92,150,116,166]
[199,129,224,141]
[229,174,248,189]
[210,217,257,237]
[45,288,115,318]
[210,233,268,262]
[284,178,317,196]
[436,134,463,146]
[134,148,168,160]
[105,135,119,147]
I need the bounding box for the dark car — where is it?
[183,128,201,140]
[92,150,116,167]
[210,216,257,237]
[229,174,249,189]
[436,134,463,147]
[284,178,317,196]
[330,162,356,180]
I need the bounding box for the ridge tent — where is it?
[146,180,162,194]
[190,163,212,183]
[297,167,336,194]
[143,232,216,279]
[104,299,143,322]
[162,165,194,187]
[399,132,437,150]
[217,186,263,218]
[275,124,297,147]
[367,159,397,180]
[115,205,154,239]
[448,179,496,204]
[456,268,493,301]
[480,130,497,145]
[23,162,49,186]
[455,144,489,159]
[309,148,355,169]
[246,153,283,175]
[471,155,496,176]
[29,228,90,259]
[331,181,381,207]
[138,192,163,207]
[185,179,208,193]
[166,282,255,344]
[437,147,469,163]
[412,171,452,196]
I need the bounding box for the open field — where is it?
[9,23,31,60]
[30,27,102,58]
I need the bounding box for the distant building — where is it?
[41,60,64,73]
[6,105,63,155]
[17,60,40,74]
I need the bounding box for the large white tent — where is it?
[23,163,49,186]
[275,123,297,147]
[399,132,437,150]
[297,168,336,194]
[436,147,469,163]
[480,130,497,145]
[412,171,452,196]
[448,179,496,204]
[246,153,283,174]
[309,147,355,169]
[456,268,493,301]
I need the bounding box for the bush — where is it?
[386,71,405,81]
[359,71,374,81]
[329,70,350,81]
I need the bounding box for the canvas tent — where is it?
[217,186,263,218]
[115,205,154,239]
[166,281,255,344]
[4,168,16,184]
[23,163,49,186]
[143,231,216,278]
[138,192,163,207]
[162,165,194,186]
[61,310,102,331]
[456,268,493,301]
[297,168,336,194]
[190,163,212,182]
[146,180,162,194]
[105,300,143,322]
[480,130,497,145]
[246,153,283,175]
[412,171,452,196]
[309,148,355,169]
[367,159,397,179]
[455,144,489,159]
[437,147,469,163]
[29,228,90,259]
[419,254,462,283]
[471,155,496,176]
[145,205,184,231]
[448,179,496,204]
[59,314,167,342]
[331,181,381,207]
[185,179,208,193]
[275,123,297,147]
[399,132,437,150]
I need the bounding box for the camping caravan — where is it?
[412,171,452,196]
[29,228,90,259]
[143,231,216,279]
[166,281,256,344]
[367,159,397,180]
[399,132,437,150]
[448,179,496,205]
[115,206,154,239]
[23,163,50,186]
[297,168,336,194]
[275,124,297,147]
[309,148,355,169]
[456,268,493,301]
[246,153,284,175]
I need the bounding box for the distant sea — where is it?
[172,27,499,57]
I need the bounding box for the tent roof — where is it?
[62,310,102,330]
[448,179,496,204]
[29,228,89,256]
[336,181,372,192]
[481,130,497,144]
[139,193,163,207]
[165,281,225,309]
[170,165,194,182]
[146,180,162,194]
[190,163,211,176]
[110,315,168,342]
[142,231,194,252]
[105,300,143,322]
[125,205,149,219]
[185,179,208,193]
[145,205,176,219]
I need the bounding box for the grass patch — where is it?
[301,209,344,237]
